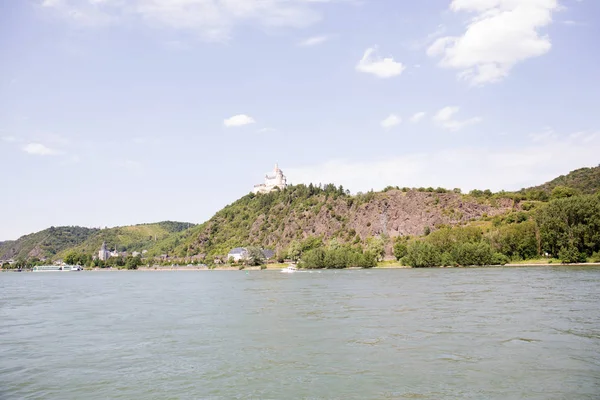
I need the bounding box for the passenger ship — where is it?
[33,265,82,272]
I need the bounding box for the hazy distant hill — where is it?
[523,165,600,195]
[54,221,195,258]
[0,226,99,260]
[0,222,194,261]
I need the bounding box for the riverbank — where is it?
[4,262,600,273]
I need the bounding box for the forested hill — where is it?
[523,165,600,195]
[0,226,99,260]
[171,184,517,259]
[3,165,599,265]
[0,222,193,261]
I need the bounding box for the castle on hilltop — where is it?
[253,164,287,194]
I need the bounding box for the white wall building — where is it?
[98,242,110,261]
[253,164,287,194]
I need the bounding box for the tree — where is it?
[64,251,78,265]
[125,255,142,270]
[403,241,442,268]
[551,185,580,199]
[536,194,600,258]
[246,247,266,266]
[393,240,407,261]
[287,240,302,262]
[366,237,385,261]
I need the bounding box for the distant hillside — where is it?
[6,165,599,263]
[55,221,194,258]
[0,222,194,261]
[0,226,99,260]
[172,185,517,258]
[523,165,600,195]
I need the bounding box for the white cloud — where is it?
[434,106,482,131]
[22,143,59,156]
[1,136,17,143]
[286,131,600,193]
[224,114,256,128]
[427,0,559,85]
[410,112,426,123]
[381,114,401,129]
[40,0,336,40]
[356,47,405,78]
[298,35,329,46]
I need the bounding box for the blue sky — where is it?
[1,0,599,240]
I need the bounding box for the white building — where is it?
[228,248,248,262]
[98,242,110,261]
[253,164,287,194]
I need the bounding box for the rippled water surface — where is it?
[1,268,600,399]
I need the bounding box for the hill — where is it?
[523,165,600,195]
[4,165,599,264]
[172,184,517,259]
[0,226,99,260]
[0,222,194,261]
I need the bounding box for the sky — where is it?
[1,0,599,240]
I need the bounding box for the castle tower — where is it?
[99,241,109,261]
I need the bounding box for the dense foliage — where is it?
[0,226,99,260]
[523,165,600,195]
[398,193,600,266]
[535,194,600,262]
[3,166,598,268]
[298,246,377,269]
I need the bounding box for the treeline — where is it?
[395,193,600,267]
[64,251,143,270]
[299,246,377,269]
[276,236,377,269]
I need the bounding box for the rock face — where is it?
[188,189,517,256]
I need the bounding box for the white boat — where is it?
[281,265,298,273]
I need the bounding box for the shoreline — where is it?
[5,263,600,273]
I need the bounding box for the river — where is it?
[1,267,599,399]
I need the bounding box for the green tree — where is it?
[366,237,385,261]
[536,194,600,258]
[393,240,407,261]
[403,241,442,268]
[64,251,78,265]
[125,255,142,270]
[551,185,581,199]
[287,240,302,262]
[246,247,266,266]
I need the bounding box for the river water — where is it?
[1,268,599,399]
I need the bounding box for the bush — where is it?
[393,241,408,261]
[299,247,376,269]
[451,242,496,266]
[403,242,442,268]
[491,253,509,266]
[558,247,587,264]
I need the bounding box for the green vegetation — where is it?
[523,165,600,195]
[397,193,600,267]
[2,165,599,269]
[298,246,377,269]
[0,226,99,260]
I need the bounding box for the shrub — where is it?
[451,242,495,266]
[393,241,408,261]
[558,247,587,264]
[403,241,442,268]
